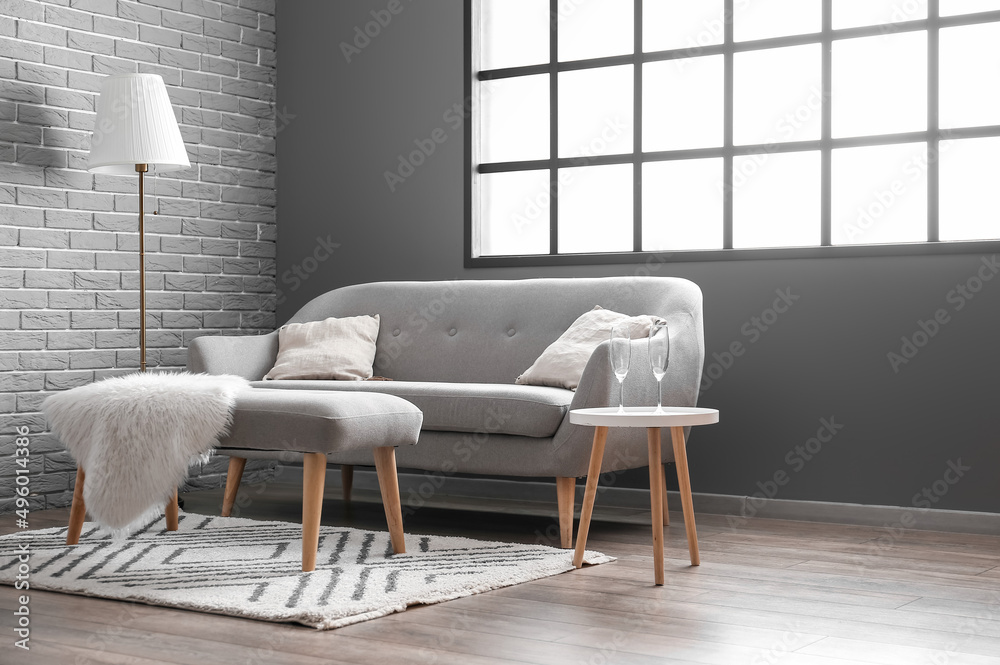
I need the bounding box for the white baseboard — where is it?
[270,466,1000,536]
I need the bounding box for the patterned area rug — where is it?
[0,513,613,629]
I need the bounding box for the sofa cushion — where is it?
[516,306,663,390]
[264,314,380,381]
[249,380,573,438]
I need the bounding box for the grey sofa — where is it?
[187,276,705,546]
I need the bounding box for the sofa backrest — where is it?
[286,276,704,385]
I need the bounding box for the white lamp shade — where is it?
[87,73,190,175]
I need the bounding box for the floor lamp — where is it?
[87,74,190,373]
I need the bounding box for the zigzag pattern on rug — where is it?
[0,514,613,630]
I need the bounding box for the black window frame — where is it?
[465,0,1000,268]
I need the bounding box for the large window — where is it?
[467,0,1000,266]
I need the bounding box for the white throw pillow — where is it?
[264,315,380,381]
[516,307,662,390]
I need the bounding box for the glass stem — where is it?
[619,379,625,412]
[657,378,663,410]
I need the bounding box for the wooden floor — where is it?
[3,482,1000,665]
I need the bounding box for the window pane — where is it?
[558,65,633,158]
[478,170,551,256]
[734,0,821,42]
[480,0,550,70]
[644,57,723,151]
[643,159,723,251]
[832,143,927,245]
[558,0,633,62]
[940,137,1000,241]
[833,32,927,138]
[643,0,724,52]
[734,45,822,146]
[833,0,927,29]
[481,75,549,164]
[557,164,633,253]
[941,0,1000,16]
[940,23,1000,129]
[733,151,821,248]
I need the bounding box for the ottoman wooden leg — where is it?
[221,456,247,517]
[302,452,327,572]
[66,467,87,545]
[373,447,405,554]
[556,477,575,549]
[341,464,354,504]
[165,488,179,531]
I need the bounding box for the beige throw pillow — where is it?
[264,315,380,381]
[516,306,662,390]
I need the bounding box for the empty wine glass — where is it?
[648,321,670,413]
[610,323,631,413]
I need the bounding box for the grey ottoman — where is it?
[216,389,423,571]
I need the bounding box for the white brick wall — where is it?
[0,0,280,512]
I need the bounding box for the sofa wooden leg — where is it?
[373,447,405,554]
[662,463,670,526]
[165,488,179,531]
[671,426,700,566]
[556,477,575,549]
[301,452,327,572]
[221,456,247,517]
[341,464,354,504]
[66,467,86,545]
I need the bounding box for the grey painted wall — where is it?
[276,0,1000,513]
[0,0,280,512]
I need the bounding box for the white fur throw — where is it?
[43,372,249,537]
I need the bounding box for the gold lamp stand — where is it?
[136,163,148,373]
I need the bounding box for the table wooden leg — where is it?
[671,426,700,566]
[647,428,665,586]
[661,463,670,526]
[66,467,86,545]
[165,487,179,531]
[572,426,608,569]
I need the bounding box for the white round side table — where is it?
[569,406,720,585]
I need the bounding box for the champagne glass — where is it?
[610,323,631,413]
[648,321,669,413]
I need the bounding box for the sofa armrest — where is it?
[186,331,279,380]
[551,316,705,466]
